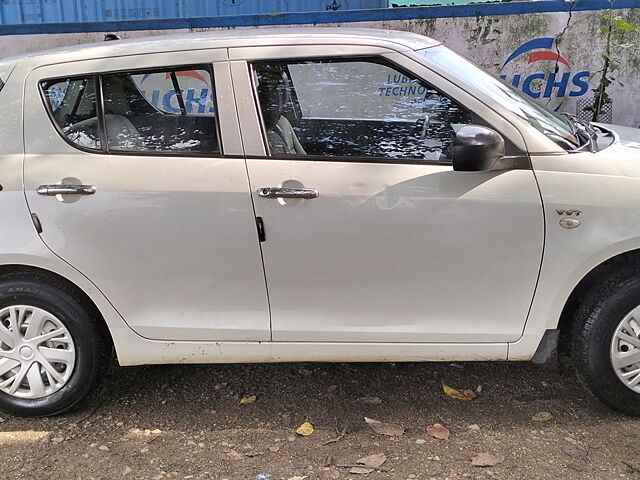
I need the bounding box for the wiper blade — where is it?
[560,113,597,152]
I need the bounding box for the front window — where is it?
[252,58,473,163]
[416,46,580,150]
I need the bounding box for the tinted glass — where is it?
[253,59,472,162]
[416,46,579,150]
[102,67,219,153]
[42,77,101,150]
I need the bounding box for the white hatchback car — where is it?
[1,28,639,417]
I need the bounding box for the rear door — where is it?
[23,51,270,341]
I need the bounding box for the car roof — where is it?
[2,28,439,68]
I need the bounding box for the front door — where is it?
[23,54,270,341]
[233,51,544,343]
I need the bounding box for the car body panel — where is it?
[116,340,508,366]
[231,43,544,343]
[0,28,638,365]
[246,159,544,343]
[21,51,271,342]
[511,147,640,358]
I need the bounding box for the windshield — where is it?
[416,46,580,150]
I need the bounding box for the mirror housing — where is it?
[452,125,505,172]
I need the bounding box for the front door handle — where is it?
[37,184,96,196]
[257,187,319,199]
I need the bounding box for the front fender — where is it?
[510,151,640,359]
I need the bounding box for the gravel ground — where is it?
[1,359,640,480]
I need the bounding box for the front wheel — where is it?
[0,273,111,416]
[572,268,640,416]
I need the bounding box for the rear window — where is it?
[40,65,220,155]
[42,76,101,150]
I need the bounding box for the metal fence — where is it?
[0,0,389,25]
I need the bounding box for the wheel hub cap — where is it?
[18,346,34,360]
[0,306,76,399]
[611,307,640,393]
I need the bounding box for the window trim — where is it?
[39,74,103,154]
[39,63,224,158]
[168,71,187,115]
[249,55,528,167]
[95,74,109,152]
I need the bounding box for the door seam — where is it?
[227,52,273,341]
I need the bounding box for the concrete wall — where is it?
[374,8,640,126]
[2,1,639,126]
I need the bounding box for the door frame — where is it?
[229,44,529,159]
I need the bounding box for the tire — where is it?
[0,272,111,417]
[572,265,640,416]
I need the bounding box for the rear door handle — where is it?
[257,187,319,199]
[37,184,96,196]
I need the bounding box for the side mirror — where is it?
[452,125,505,172]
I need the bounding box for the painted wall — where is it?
[373,8,640,126]
[1,1,638,127]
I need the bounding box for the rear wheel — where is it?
[0,273,111,416]
[572,267,640,416]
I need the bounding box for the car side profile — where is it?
[1,28,640,417]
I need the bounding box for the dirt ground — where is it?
[1,359,640,480]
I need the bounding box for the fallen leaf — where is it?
[357,396,383,405]
[356,453,387,468]
[364,417,404,437]
[426,423,450,440]
[471,453,505,467]
[468,424,481,431]
[240,395,256,404]
[442,384,477,401]
[563,443,588,459]
[532,412,553,422]
[268,446,280,453]
[296,422,314,436]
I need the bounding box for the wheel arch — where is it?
[0,263,115,348]
[558,248,640,355]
